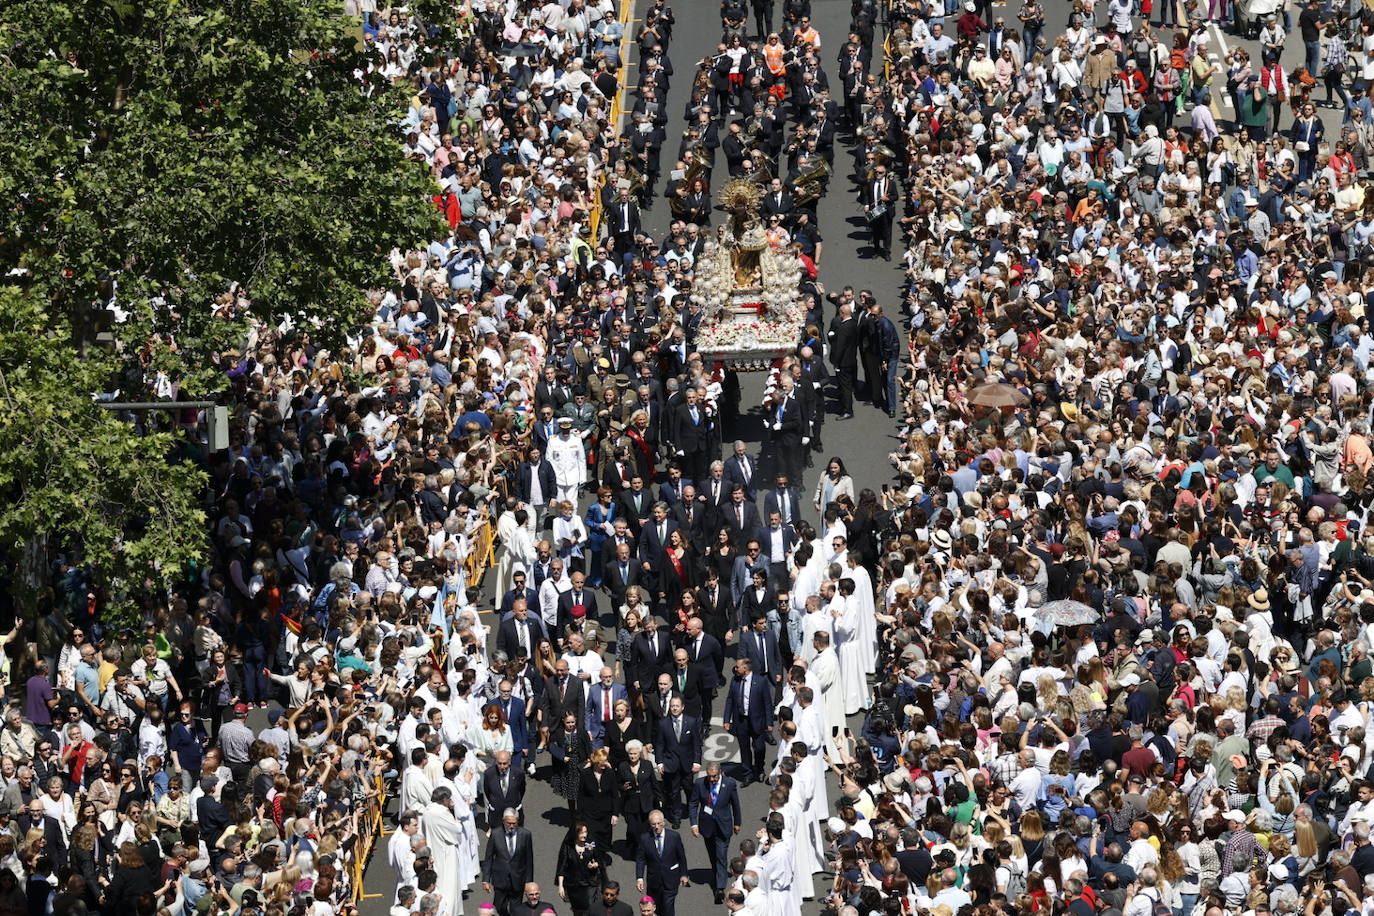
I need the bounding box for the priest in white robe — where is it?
[422,787,467,916]
[401,752,435,813]
[844,555,877,674]
[797,596,832,665]
[831,580,871,715]
[807,632,845,762]
[759,818,800,916]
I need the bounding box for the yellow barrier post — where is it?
[589,0,636,243]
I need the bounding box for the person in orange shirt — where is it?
[1343,423,1374,476]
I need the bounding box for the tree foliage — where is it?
[0,288,207,610]
[0,0,444,599]
[0,0,444,388]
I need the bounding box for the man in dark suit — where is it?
[766,381,806,483]
[739,614,783,700]
[16,799,66,868]
[696,459,730,510]
[493,683,531,770]
[671,485,709,552]
[864,163,896,259]
[722,485,760,541]
[481,751,526,828]
[643,672,679,740]
[482,808,535,916]
[657,464,694,506]
[637,502,679,570]
[688,764,742,903]
[630,616,674,694]
[617,476,654,535]
[828,302,859,418]
[760,176,793,221]
[605,539,642,605]
[763,474,804,527]
[556,570,601,637]
[603,446,639,493]
[496,599,547,660]
[655,696,703,827]
[695,570,732,647]
[666,648,704,718]
[636,810,690,916]
[679,616,724,723]
[498,573,541,619]
[722,657,774,784]
[722,441,759,501]
[671,388,713,485]
[609,188,642,262]
[541,660,587,745]
[586,666,630,746]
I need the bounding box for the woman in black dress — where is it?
[602,698,645,771]
[616,740,659,860]
[554,821,606,916]
[703,527,739,586]
[548,710,592,812]
[576,748,619,853]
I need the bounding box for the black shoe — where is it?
[714,891,725,905]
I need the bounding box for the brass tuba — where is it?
[792,157,831,206]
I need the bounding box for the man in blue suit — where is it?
[657,463,695,506]
[655,695,702,827]
[722,440,759,501]
[498,572,540,619]
[739,615,783,701]
[636,810,690,916]
[493,680,530,770]
[688,764,741,904]
[762,473,803,526]
[722,657,773,785]
[585,665,629,746]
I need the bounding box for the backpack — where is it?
[1003,861,1027,899]
[1144,892,1172,916]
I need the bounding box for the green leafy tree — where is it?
[0,0,444,606]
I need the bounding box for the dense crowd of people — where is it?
[13,4,1374,916]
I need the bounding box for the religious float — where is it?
[691,178,806,370]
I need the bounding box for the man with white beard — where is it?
[843,552,877,674]
[808,631,844,760]
[546,418,586,504]
[538,557,570,631]
[422,787,467,916]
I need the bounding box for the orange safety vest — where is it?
[764,43,785,75]
[795,26,819,48]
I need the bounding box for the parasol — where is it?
[1035,599,1099,628]
[968,382,1029,408]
